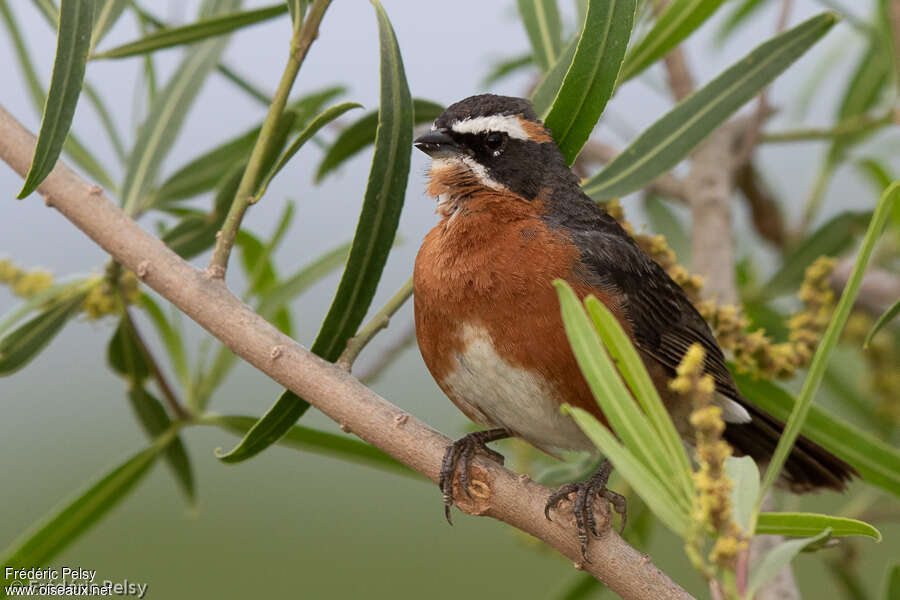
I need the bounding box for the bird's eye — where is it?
[485,132,505,152]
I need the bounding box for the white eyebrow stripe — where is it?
[451,115,530,140]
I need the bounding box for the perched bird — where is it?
[412,94,857,554]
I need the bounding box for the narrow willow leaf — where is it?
[735,372,900,499]
[481,53,534,87]
[747,529,832,597]
[726,456,759,533]
[884,563,900,600]
[254,241,350,319]
[565,405,690,535]
[756,512,881,541]
[0,1,115,190]
[583,295,693,496]
[17,0,95,198]
[0,432,174,579]
[643,194,690,263]
[760,211,871,299]
[715,0,765,45]
[556,282,692,511]
[90,0,128,52]
[517,0,563,72]
[864,297,899,349]
[584,12,837,201]
[543,0,635,164]
[220,0,414,463]
[757,182,900,502]
[205,415,416,477]
[286,0,306,30]
[315,98,441,182]
[0,291,86,376]
[93,4,287,59]
[618,0,727,84]
[82,83,127,162]
[255,102,363,200]
[120,0,241,215]
[531,35,579,119]
[107,318,151,381]
[127,387,194,501]
[154,86,343,204]
[215,399,311,463]
[0,281,81,337]
[139,293,189,389]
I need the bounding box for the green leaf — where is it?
[865,297,900,349]
[883,563,900,600]
[255,102,363,200]
[107,318,151,381]
[618,0,727,84]
[756,512,881,541]
[127,387,195,502]
[565,405,691,535]
[543,0,635,164]
[92,3,287,59]
[215,399,311,463]
[120,0,241,215]
[531,35,579,119]
[205,415,416,477]
[90,0,129,53]
[0,0,115,191]
[756,182,900,503]
[154,86,344,204]
[17,0,95,198]
[746,529,832,597]
[315,98,441,182]
[517,0,563,72]
[726,455,759,533]
[715,0,766,45]
[735,373,900,500]
[481,53,534,87]
[556,282,693,511]
[218,0,414,463]
[286,0,306,30]
[584,295,694,497]
[0,431,174,583]
[139,293,189,389]
[0,280,82,337]
[257,243,350,325]
[583,12,838,201]
[0,291,86,376]
[759,211,871,299]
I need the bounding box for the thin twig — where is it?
[207,0,332,279]
[761,111,897,143]
[358,322,417,384]
[122,305,190,420]
[337,277,414,371]
[0,103,694,600]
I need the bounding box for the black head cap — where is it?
[432,94,539,131]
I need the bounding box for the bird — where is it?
[411,93,857,555]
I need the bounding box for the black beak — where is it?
[414,130,459,156]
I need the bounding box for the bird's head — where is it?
[414,94,576,205]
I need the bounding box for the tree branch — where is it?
[0,105,693,600]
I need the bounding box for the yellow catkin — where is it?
[0,258,54,299]
[671,343,746,570]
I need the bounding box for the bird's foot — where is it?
[439,428,509,524]
[543,460,627,560]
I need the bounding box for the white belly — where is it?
[442,324,594,453]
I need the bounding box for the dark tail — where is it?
[723,402,858,493]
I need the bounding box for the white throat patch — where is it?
[431,156,507,191]
[450,115,530,140]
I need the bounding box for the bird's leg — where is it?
[439,428,510,524]
[544,460,627,560]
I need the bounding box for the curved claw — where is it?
[542,460,626,560]
[437,428,510,524]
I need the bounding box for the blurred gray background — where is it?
[1,1,897,598]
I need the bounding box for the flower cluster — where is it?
[671,344,744,569]
[83,269,140,320]
[843,312,900,425]
[0,258,54,298]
